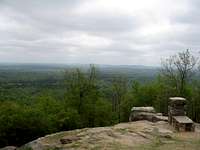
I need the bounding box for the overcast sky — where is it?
[0,0,200,65]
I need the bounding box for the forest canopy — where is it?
[0,50,200,148]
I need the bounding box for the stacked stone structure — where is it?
[168,97,186,124]
[168,97,195,132]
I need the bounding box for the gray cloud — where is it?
[0,0,200,65]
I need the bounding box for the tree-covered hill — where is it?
[0,50,200,148]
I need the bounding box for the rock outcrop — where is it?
[129,107,168,122]
[17,121,200,150]
[0,146,16,150]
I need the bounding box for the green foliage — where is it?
[56,107,81,131]
[186,81,200,122]
[0,58,200,148]
[93,98,113,126]
[0,101,49,147]
[131,81,157,107]
[160,49,197,96]
[120,92,135,122]
[111,76,128,123]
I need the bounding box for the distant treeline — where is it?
[0,50,200,148]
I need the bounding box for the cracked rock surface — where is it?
[19,121,200,150]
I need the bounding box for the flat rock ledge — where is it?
[0,146,17,150]
[18,121,176,150]
[129,107,168,122]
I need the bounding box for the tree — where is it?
[64,68,87,114]
[111,76,128,123]
[161,49,198,96]
[64,65,100,127]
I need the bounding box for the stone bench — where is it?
[172,116,195,132]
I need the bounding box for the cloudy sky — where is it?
[0,0,200,65]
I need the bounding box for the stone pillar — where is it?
[168,97,186,124]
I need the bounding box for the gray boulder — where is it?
[129,107,168,122]
[131,107,156,113]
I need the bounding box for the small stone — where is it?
[60,136,81,144]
